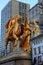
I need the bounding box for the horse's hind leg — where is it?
[5,42,8,56]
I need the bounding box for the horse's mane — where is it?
[5,16,17,29]
[5,15,21,29]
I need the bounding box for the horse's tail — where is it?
[5,20,10,29]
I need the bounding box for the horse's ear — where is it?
[5,20,10,29]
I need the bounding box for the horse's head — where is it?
[16,14,22,21]
[25,20,30,27]
[27,20,30,26]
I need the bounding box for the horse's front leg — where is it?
[11,40,17,51]
[13,33,18,41]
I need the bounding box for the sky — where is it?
[0,0,38,23]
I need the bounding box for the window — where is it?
[40,8,42,14]
[22,9,24,13]
[19,2,21,6]
[39,5,43,8]
[38,41,40,44]
[35,42,37,45]
[33,57,37,63]
[38,47,41,54]
[38,0,43,3]
[36,8,38,15]
[22,3,25,9]
[38,56,42,63]
[25,5,26,9]
[42,46,43,48]
[19,12,21,15]
[34,48,37,55]
[34,42,35,45]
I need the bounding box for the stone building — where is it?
[31,34,43,64]
[28,0,43,33]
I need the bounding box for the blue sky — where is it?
[0,0,38,23]
[0,0,9,22]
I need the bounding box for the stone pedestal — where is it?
[0,51,32,65]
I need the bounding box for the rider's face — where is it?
[12,19,15,23]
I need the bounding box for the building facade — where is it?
[1,1,11,57]
[1,0,30,56]
[28,0,43,33]
[28,3,43,23]
[31,34,43,64]
[38,0,43,3]
[11,0,30,23]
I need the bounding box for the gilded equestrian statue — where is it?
[5,14,22,52]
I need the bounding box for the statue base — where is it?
[0,51,32,65]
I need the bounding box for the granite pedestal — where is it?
[0,51,32,65]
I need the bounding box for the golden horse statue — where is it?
[5,14,40,53]
[19,16,33,52]
[5,14,22,51]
